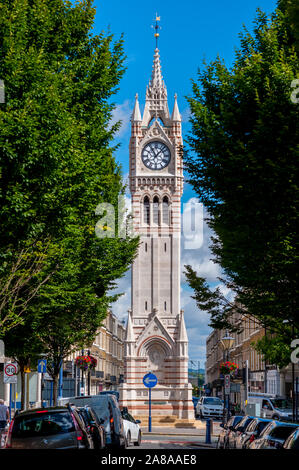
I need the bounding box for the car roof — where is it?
[254,417,272,422]
[15,406,69,417]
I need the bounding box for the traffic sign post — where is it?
[143,373,158,433]
[4,363,18,384]
[38,360,47,407]
[4,363,18,420]
[38,359,47,373]
[224,374,231,419]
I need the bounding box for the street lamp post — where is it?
[283,319,296,422]
[81,349,84,396]
[220,331,235,422]
[87,349,91,395]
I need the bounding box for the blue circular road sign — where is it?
[143,372,158,388]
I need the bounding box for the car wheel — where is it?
[134,431,142,446]
[200,411,204,420]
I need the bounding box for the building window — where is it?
[164,301,167,311]
[153,196,160,225]
[162,196,169,224]
[164,242,167,252]
[145,301,148,311]
[144,196,150,224]
[145,242,147,252]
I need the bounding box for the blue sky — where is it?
[92,0,277,366]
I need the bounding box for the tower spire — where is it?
[142,17,169,127]
[149,48,165,91]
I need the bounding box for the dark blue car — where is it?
[192,397,199,409]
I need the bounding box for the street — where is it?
[131,434,217,449]
[130,420,221,449]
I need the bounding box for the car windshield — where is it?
[259,421,274,437]
[257,421,272,435]
[236,416,252,430]
[233,416,243,427]
[78,409,90,426]
[203,398,222,405]
[246,420,257,432]
[92,401,110,422]
[271,398,292,409]
[12,411,75,438]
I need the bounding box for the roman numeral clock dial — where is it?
[141,141,171,170]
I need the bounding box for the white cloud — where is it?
[109,269,131,323]
[181,107,191,123]
[181,199,222,283]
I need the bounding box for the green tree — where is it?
[184,1,299,362]
[0,0,139,405]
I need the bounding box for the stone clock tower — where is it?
[119,37,194,422]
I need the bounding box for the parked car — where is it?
[192,397,199,410]
[283,428,299,449]
[217,415,243,449]
[195,396,224,420]
[235,417,272,449]
[77,405,106,450]
[249,421,299,449]
[5,406,93,449]
[248,393,293,421]
[227,415,255,449]
[100,391,119,402]
[59,394,126,448]
[121,408,142,446]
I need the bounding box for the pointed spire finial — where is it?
[125,309,135,342]
[178,309,188,342]
[132,93,141,122]
[171,93,181,122]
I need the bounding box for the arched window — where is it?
[162,196,169,225]
[148,117,164,127]
[153,196,160,225]
[144,196,150,225]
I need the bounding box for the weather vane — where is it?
[151,13,161,48]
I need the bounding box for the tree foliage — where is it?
[0,0,138,404]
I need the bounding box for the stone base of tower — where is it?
[119,382,194,421]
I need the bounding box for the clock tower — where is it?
[119,29,194,422]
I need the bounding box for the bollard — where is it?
[205,418,211,444]
[210,418,214,436]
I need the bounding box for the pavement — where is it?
[140,420,221,435]
[138,422,221,449]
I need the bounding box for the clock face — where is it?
[141,141,171,170]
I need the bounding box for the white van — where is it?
[248,393,293,421]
